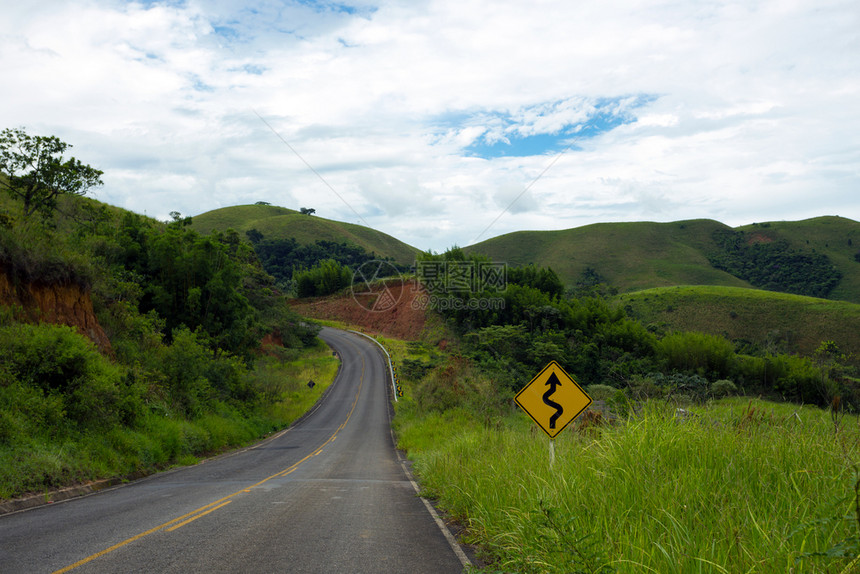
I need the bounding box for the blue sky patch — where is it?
[212,25,240,40]
[452,95,656,159]
[468,132,580,159]
[294,1,368,16]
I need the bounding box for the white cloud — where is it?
[0,0,857,250]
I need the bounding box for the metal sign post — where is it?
[515,361,592,467]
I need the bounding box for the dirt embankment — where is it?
[0,268,112,353]
[291,279,428,341]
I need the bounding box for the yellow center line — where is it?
[166,501,232,532]
[53,344,365,574]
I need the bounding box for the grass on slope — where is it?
[191,204,419,265]
[380,326,860,572]
[466,217,860,304]
[466,219,752,293]
[395,397,860,573]
[617,285,860,358]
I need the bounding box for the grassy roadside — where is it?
[394,396,860,573]
[0,339,339,501]
[375,327,860,573]
[398,399,860,573]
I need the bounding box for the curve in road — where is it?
[0,327,469,574]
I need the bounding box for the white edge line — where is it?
[400,459,473,569]
[346,329,472,569]
[347,330,397,402]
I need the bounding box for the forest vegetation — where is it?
[0,131,332,499]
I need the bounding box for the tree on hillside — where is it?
[0,127,103,218]
[299,207,315,215]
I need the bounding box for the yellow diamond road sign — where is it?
[515,361,592,439]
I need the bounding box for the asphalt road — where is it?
[0,327,468,573]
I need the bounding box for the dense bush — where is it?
[247,232,397,288]
[414,250,660,388]
[0,323,143,431]
[0,214,92,288]
[294,258,353,297]
[656,331,736,379]
[417,246,857,409]
[710,379,737,397]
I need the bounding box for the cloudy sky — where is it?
[2,0,858,251]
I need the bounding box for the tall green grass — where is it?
[397,399,860,573]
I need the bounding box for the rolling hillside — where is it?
[617,285,860,357]
[735,217,860,303]
[191,204,419,265]
[466,216,860,303]
[467,219,746,292]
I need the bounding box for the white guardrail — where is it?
[348,330,398,402]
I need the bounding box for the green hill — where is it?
[734,217,860,302]
[466,216,860,303]
[617,285,860,357]
[191,204,419,265]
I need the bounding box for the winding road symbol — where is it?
[515,361,592,439]
[542,372,564,429]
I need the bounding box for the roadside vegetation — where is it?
[395,392,860,573]
[415,248,859,409]
[378,247,860,571]
[384,329,860,572]
[0,129,335,500]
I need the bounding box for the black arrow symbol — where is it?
[542,372,564,429]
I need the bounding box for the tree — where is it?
[299,207,315,216]
[245,228,264,244]
[0,127,103,218]
[294,259,352,297]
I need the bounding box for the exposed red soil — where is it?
[0,267,112,353]
[291,279,427,341]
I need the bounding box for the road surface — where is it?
[0,327,468,573]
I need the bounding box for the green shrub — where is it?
[627,374,665,400]
[414,358,478,412]
[401,357,437,381]
[0,323,141,429]
[736,353,828,404]
[0,218,92,288]
[657,331,735,378]
[711,379,737,397]
[585,384,617,401]
[294,258,353,297]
